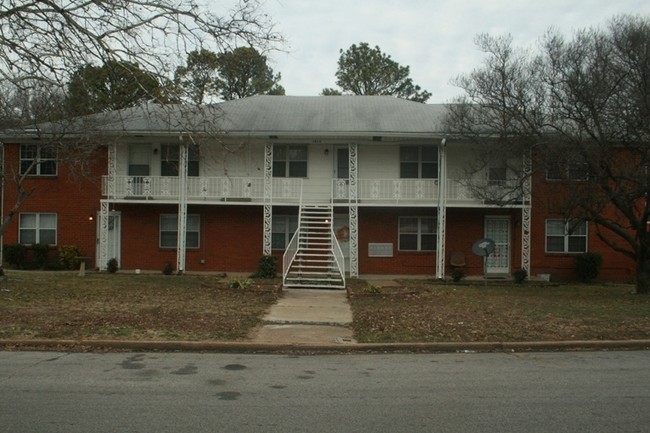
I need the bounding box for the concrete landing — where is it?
[249,288,356,345]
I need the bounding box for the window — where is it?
[546,161,588,181]
[272,215,298,250]
[20,144,57,176]
[160,214,200,248]
[273,144,308,177]
[128,144,151,176]
[19,213,57,245]
[161,144,199,176]
[546,219,587,253]
[488,166,508,186]
[399,217,436,251]
[400,145,438,179]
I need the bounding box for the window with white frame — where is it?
[545,219,588,253]
[19,213,57,245]
[160,214,200,248]
[273,144,308,177]
[400,145,438,179]
[399,216,436,251]
[272,215,298,250]
[160,144,199,177]
[20,144,57,176]
[546,160,588,181]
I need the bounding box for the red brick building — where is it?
[0,96,636,286]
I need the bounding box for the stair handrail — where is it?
[282,228,300,287]
[330,229,346,287]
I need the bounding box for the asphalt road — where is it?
[1,350,649,433]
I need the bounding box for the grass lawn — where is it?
[348,279,650,343]
[0,271,280,341]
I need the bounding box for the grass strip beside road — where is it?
[348,280,650,343]
[0,272,280,342]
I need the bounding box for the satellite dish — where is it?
[472,238,495,257]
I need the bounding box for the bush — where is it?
[3,244,26,269]
[59,245,82,270]
[229,278,251,289]
[451,269,465,282]
[31,244,50,269]
[253,255,277,278]
[513,268,528,283]
[162,262,174,275]
[575,252,602,283]
[107,258,119,274]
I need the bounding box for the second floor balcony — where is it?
[102,175,525,207]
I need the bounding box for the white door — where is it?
[484,217,510,274]
[96,212,121,268]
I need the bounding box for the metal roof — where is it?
[1,95,450,140]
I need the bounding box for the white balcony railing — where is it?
[103,176,303,202]
[103,176,523,205]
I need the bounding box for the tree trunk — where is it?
[636,260,650,294]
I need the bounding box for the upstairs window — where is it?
[545,219,587,253]
[161,144,200,177]
[20,144,57,176]
[546,160,588,181]
[273,144,308,177]
[19,213,57,245]
[399,217,436,251]
[400,145,437,179]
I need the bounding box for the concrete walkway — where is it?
[248,288,356,346]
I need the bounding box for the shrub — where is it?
[59,245,82,270]
[513,268,528,283]
[451,269,465,282]
[3,244,26,269]
[31,244,50,269]
[253,255,277,278]
[362,284,381,294]
[107,258,119,274]
[229,278,251,289]
[575,252,602,283]
[162,262,174,275]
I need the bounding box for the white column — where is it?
[176,139,188,274]
[99,200,110,271]
[263,143,273,255]
[521,149,532,278]
[349,143,359,277]
[436,139,448,279]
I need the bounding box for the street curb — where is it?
[2,339,650,354]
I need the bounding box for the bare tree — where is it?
[446,15,650,293]
[0,0,282,240]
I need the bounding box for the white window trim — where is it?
[20,144,58,176]
[545,219,588,253]
[19,212,57,245]
[398,216,437,252]
[159,214,200,249]
[272,215,298,250]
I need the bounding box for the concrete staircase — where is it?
[283,204,345,289]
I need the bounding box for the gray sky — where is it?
[262,0,650,102]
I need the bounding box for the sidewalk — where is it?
[248,288,356,346]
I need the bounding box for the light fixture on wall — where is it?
[88,214,94,221]
[153,148,159,155]
[324,148,329,155]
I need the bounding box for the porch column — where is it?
[263,142,273,255]
[349,143,359,277]
[176,139,188,274]
[521,150,532,277]
[436,139,448,279]
[99,200,110,271]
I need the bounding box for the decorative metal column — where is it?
[263,143,273,255]
[98,200,110,271]
[98,143,117,271]
[436,139,448,279]
[176,139,188,274]
[521,150,532,277]
[349,143,359,277]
